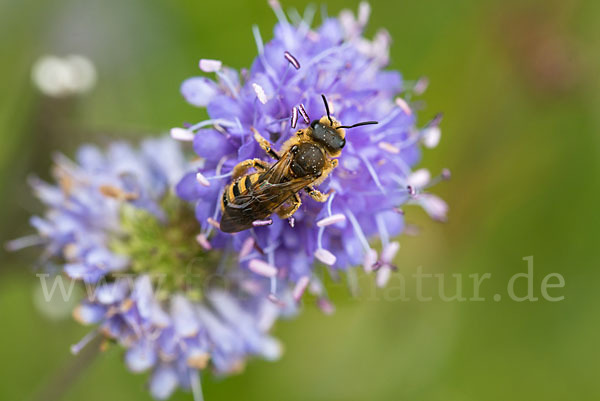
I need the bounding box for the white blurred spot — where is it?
[199,58,222,72]
[170,127,195,142]
[31,54,96,97]
[422,126,441,148]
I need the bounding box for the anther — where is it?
[198,59,222,72]
[291,106,299,128]
[395,97,412,115]
[195,172,210,187]
[298,103,310,124]
[252,83,268,104]
[248,259,277,277]
[195,233,212,250]
[206,217,221,229]
[284,51,301,70]
[170,127,195,142]
[252,219,273,227]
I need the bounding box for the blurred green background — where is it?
[1,0,599,400]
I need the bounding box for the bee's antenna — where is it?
[337,121,379,129]
[321,94,334,126]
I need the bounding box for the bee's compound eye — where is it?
[339,138,346,148]
[310,120,320,129]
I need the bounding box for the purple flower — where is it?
[13,136,294,399]
[21,137,187,283]
[173,2,448,307]
[74,275,289,400]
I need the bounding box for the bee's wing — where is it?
[220,153,315,233]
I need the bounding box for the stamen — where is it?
[317,226,326,249]
[382,241,400,263]
[375,213,390,248]
[289,43,351,85]
[216,70,239,97]
[314,248,336,266]
[395,97,412,115]
[195,172,210,187]
[326,192,336,216]
[284,51,301,70]
[206,217,221,229]
[291,107,299,128]
[414,77,429,95]
[252,25,278,80]
[70,329,99,355]
[407,185,416,197]
[204,171,233,181]
[189,369,205,401]
[252,25,265,54]
[363,248,378,272]
[188,118,237,132]
[317,297,335,315]
[359,155,386,194]
[170,127,195,142]
[427,113,444,128]
[442,168,451,180]
[345,208,371,252]
[317,213,346,227]
[195,233,212,250]
[252,219,273,227]
[293,276,310,301]
[4,235,44,251]
[252,83,268,104]
[288,216,295,228]
[358,2,372,26]
[248,259,277,277]
[376,266,392,288]
[239,237,255,259]
[267,293,285,306]
[407,168,431,188]
[378,141,400,154]
[198,59,222,72]
[298,104,310,124]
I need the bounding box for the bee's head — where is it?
[308,95,379,156]
[309,117,346,156]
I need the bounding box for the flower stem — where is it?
[30,335,102,401]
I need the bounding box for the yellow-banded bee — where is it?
[219,95,377,233]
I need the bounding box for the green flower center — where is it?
[110,195,220,300]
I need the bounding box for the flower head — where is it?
[16,136,293,399]
[175,2,448,305]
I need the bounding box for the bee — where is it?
[219,95,378,233]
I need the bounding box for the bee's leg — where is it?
[232,158,269,179]
[276,193,302,218]
[251,127,280,160]
[306,187,330,202]
[305,159,337,202]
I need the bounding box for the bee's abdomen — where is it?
[221,173,261,210]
